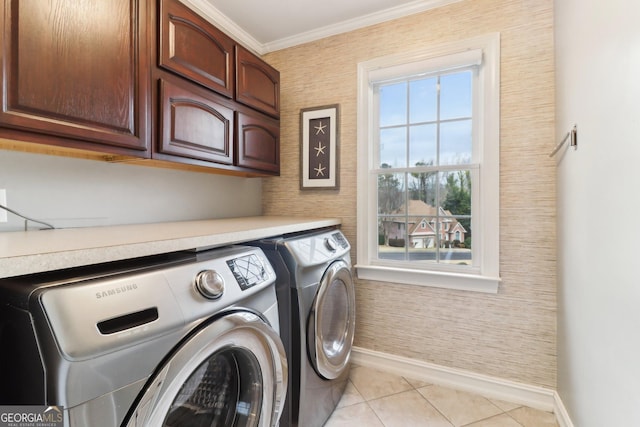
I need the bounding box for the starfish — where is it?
[314,141,326,156]
[314,163,326,176]
[314,121,327,135]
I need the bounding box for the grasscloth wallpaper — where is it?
[263,0,556,388]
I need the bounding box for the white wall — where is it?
[555,1,640,425]
[0,150,262,232]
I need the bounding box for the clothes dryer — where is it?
[252,228,355,427]
[0,246,287,427]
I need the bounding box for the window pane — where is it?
[438,211,471,266]
[377,172,405,215]
[405,215,437,259]
[438,170,472,263]
[410,78,437,123]
[440,119,472,165]
[439,170,471,210]
[406,216,438,263]
[409,124,436,167]
[378,216,408,260]
[403,215,472,266]
[438,170,472,249]
[440,71,472,120]
[379,127,407,168]
[408,169,437,207]
[379,82,407,127]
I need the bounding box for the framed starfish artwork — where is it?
[300,104,339,190]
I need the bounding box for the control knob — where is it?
[324,237,337,252]
[195,270,225,299]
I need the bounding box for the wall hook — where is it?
[549,125,578,157]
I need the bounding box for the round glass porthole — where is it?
[163,348,262,427]
[311,261,355,380]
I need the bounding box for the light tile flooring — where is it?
[324,365,559,427]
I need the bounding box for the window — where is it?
[356,34,500,293]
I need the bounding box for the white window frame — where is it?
[356,33,501,294]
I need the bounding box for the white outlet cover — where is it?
[0,189,7,222]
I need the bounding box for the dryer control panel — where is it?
[283,229,351,268]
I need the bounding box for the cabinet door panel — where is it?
[235,45,280,118]
[0,0,149,152]
[236,111,279,173]
[159,0,234,98]
[159,79,233,164]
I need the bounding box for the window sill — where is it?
[355,264,500,294]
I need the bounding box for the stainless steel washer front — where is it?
[0,246,287,427]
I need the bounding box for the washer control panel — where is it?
[331,231,350,249]
[226,253,268,290]
[34,246,276,360]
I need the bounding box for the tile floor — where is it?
[324,365,559,427]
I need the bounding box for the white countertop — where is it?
[0,216,340,278]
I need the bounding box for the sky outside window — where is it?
[378,70,472,168]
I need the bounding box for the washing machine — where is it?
[251,228,355,427]
[0,245,287,427]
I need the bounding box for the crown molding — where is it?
[264,0,464,52]
[181,0,463,55]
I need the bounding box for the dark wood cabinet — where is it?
[158,0,234,98]
[0,0,279,176]
[236,110,279,173]
[153,1,280,175]
[0,0,150,155]
[157,79,233,165]
[236,45,280,118]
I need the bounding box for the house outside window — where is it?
[356,34,501,293]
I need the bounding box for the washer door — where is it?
[308,260,356,380]
[125,310,287,427]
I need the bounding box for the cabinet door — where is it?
[158,79,234,165]
[236,110,279,174]
[159,0,234,98]
[235,46,280,118]
[0,0,150,153]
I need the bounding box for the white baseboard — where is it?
[553,390,575,427]
[351,346,573,426]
